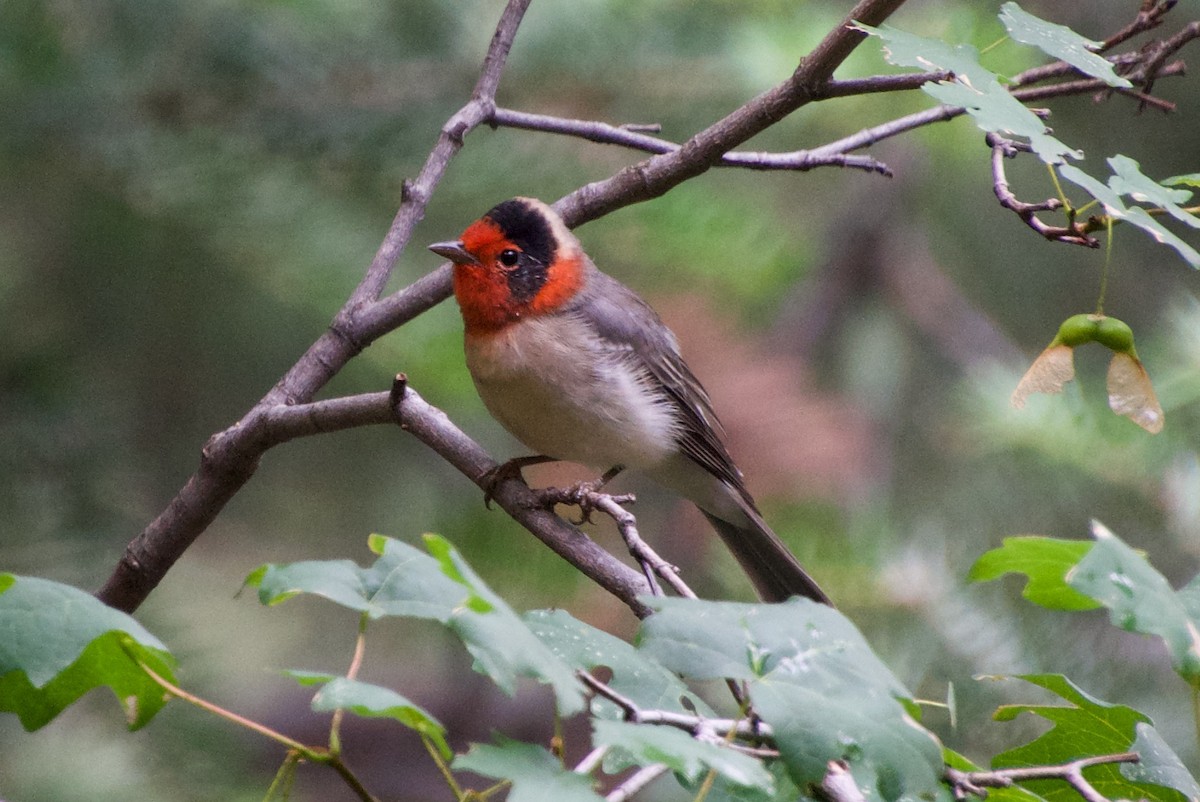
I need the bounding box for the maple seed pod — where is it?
[1094,315,1136,354]
[1054,313,1100,348]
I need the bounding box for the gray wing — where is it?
[570,268,755,506]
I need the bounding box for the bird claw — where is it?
[537,468,630,524]
[479,455,557,508]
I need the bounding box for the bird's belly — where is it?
[465,318,679,470]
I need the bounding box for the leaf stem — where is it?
[132,654,381,802]
[135,656,315,755]
[423,733,466,800]
[331,612,371,754]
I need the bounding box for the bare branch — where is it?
[96,0,911,614]
[945,752,1141,802]
[388,378,654,616]
[817,70,952,97]
[553,0,910,228]
[533,484,697,598]
[606,764,670,802]
[986,134,1097,248]
[818,760,868,802]
[96,0,534,613]
[491,108,892,175]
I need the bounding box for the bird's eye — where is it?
[498,249,520,267]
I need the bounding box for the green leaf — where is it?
[1067,522,1200,683]
[593,719,773,791]
[856,22,1079,163]
[1162,173,1200,190]
[1123,722,1200,801]
[455,737,604,802]
[640,598,943,801]
[250,536,584,714]
[0,574,176,730]
[991,674,1189,802]
[1108,155,1199,229]
[525,608,711,718]
[245,535,467,621]
[696,760,802,802]
[999,3,1131,88]
[1059,164,1200,268]
[969,536,1101,610]
[283,671,450,759]
[421,535,584,715]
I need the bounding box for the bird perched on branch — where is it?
[430,197,829,605]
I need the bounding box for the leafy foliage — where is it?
[285,670,451,759]
[1059,162,1200,267]
[990,674,1193,802]
[854,19,1079,163]
[969,536,1099,610]
[998,3,1131,88]
[0,574,176,731]
[971,523,1200,686]
[247,534,584,714]
[455,737,604,802]
[593,719,774,792]
[640,597,944,800]
[524,608,712,718]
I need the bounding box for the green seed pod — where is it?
[1054,314,1100,348]
[1094,315,1136,354]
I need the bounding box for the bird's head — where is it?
[430,197,587,334]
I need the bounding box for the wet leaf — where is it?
[593,719,773,792]
[1068,522,1200,682]
[639,598,943,801]
[455,737,603,802]
[1000,3,1132,88]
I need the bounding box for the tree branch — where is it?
[97,0,1198,616]
[95,0,533,613]
[491,108,893,175]
[945,753,1141,802]
[96,0,910,614]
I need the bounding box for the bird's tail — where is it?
[701,509,831,605]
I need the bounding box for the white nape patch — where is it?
[466,314,679,470]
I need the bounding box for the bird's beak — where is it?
[428,240,479,265]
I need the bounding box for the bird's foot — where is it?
[536,465,627,524]
[479,455,557,509]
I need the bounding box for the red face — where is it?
[451,215,584,335]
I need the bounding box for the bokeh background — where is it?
[3,0,1200,799]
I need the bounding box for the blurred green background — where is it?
[3,0,1200,799]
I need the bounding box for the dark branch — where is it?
[95,0,534,613]
[491,108,893,175]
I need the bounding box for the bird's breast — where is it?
[465,315,680,470]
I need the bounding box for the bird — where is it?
[429,197,830,605]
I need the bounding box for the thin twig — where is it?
[986,133,1096,247]
[573,746,610,775]
[945,752,1140,802]
[576,671,772,742]
[491,108,893,176]
[606,764,670,802]
[133,655,380,802]
[818,760,868,802]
